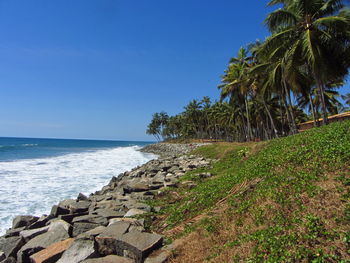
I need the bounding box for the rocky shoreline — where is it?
[0,143,211,263]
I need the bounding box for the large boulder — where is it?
[72,215,108,226]
[72,223,100,237]
[81,255,133,263]
[5,227,26,238]
[17,225,70,263]
[0,236,25,258]
[124,209,146,218]
[96,222,131,256]
[30,238,74,263]
[56,238,98,263]
[116,232,163,263]
[12,216,39,229]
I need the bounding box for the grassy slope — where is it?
[148,121,350,262]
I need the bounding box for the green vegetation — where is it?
[150,121,350,262]
[147,0,350,142]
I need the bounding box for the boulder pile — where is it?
[0,144,211,263]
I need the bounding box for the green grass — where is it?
[149,121,350,262]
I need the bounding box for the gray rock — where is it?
[117,232,163,263]
[27,215,53,230]
[17,225,70,263]
[77,193,88,201]
[1,257,16,263]
[56,238,98,263]
[72,223,100,237]
[92,209,125,219]
[20,225,49,242]
[12,215,39,229]
[81,255,133,263]
[58,212,89,224]
[50,205,70,217]
[96,222,131,256]
[77,226,106,239]
[5,227,26,238]
[0,236,25,258]
[124,209,146,218]
[144,249,171,263]
[124,183,150,193]
[0,252,5,262]
[72,215,108,226]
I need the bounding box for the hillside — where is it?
[147,120,350,262]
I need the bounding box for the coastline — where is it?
[0,143,210,263]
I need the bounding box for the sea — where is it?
[0,137,157,235]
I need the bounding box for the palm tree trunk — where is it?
[262,99,279,138]
[309,93,317,127]
[245,97,252,141]
[315,78,328,125]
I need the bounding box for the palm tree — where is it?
[264,0,350,124]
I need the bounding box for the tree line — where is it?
[147,0,350,142]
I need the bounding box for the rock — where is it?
[28,215,53,230]
[92,209,125,219]
[58,212,89,224]
[50,205,70,217]
[20,226,50,242]
[12,215,39,229]
[124,209,146,218]
[0,236,25,258]
[77,226,106,239]
[96,222,131,256]
[72,223,100,237]
[56,238,98,263]
[5,227,26,238]
[1,257,16,263]
[72,215,108,226]
[17,225,70,263]
[117,232,163,263]
[124,183,150,193]
[144,249,171,263]
[0,252,5,262]
[30,238,74,263]
[81,255,133,263]
[18,219,70,242]
[77,193,88,201]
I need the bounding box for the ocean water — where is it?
[0,137,157,234]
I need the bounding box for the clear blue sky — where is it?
[0,0,349,141]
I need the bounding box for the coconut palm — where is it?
[264,0,350,124]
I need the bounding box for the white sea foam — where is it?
[0,146,157,234]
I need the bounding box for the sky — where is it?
[0,0,349,141]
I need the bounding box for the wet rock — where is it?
[0,236,25,258]
[81,255,133,263]
[30,238,74,263]
[56,238,98,263]
[12,215,39,229]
